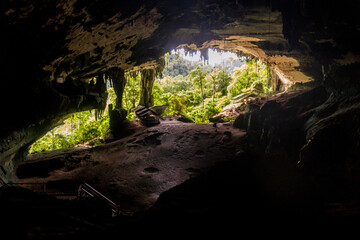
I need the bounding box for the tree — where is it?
[216,69,232,95]
[208,68,232,97]
[206,74,216,102]
[227,58,271,98]
[123,74,140,110]
[162,53,196,77]
[189,67,207,110]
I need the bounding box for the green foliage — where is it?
[206,68,232,98]
[189,67,207,90]
[227,58,271,98]
[152,55,271,124]
[122,74,141,119]
[162,53,209,77]
[31,55,274,154]
[215,95,231,109]
[189,67,207,109]
[165,92,190,114]
[107,88,117,107]
[186,96,230,123]
[186,106,205,123]
[162,53,194,77]
[157,52,235,122]
[204,101,219,119]
[157,75,192,93]
[29,130,70,153]
[215,69,233,95]
[29,110,111,154]
[29,88,117,154]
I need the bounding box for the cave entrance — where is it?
[108,47,273,124]
[29,107,113,154]
[29,48,274,154]
[150,47,273,123]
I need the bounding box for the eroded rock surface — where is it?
[14,120,244,214]
[232,86,360,226]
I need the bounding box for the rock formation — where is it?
[0,0,360,234]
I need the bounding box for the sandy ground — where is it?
[15,119,245,215]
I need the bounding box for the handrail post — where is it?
[0,176,6,188]
[78,182,120,217]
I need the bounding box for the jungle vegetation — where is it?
[30,52,271,153]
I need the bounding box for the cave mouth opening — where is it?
[28,47,274,154]
[154,47,273,123]
[28,108,111,154]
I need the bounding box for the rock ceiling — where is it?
[2,0,359,85]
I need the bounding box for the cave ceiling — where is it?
[3,0,359,85]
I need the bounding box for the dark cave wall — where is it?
[0,0,360,182]
[0,76,108,181]
[1,0,358,132]
[277,0,360,94]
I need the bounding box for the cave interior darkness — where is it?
[1,0,360,238]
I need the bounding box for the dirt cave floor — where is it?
[13,118,245,215]
[4,116,359,238]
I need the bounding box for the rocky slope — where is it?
[13,119,244,214]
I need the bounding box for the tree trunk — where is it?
[200,81,204,109]
[213,78,216,102]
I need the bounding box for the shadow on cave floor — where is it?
[2,118,360,238]
[11,119,244,213]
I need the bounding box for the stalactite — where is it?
[180,45,198,59]
[93,72,108,119]
[129,71,136,80]
[104,72,113,88]
[200,48,209,65]
[106,68,128,133]
[107,68,126,110]
[139,68,155,108]
[138,57,165,108]
[154,56,165,78]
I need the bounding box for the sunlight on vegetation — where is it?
[151,52,271,123]
[29,111,108,153]
[30,49,272,153]
[122,73,141,120]
[29,88,116,154]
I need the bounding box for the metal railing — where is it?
[2,180,120,217]
[0,177,6,188]
[78,182,120,217]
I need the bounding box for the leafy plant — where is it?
[189,67,207,110]
[122,74,141,119]
[227,58,271,99]
[29,88,116,154]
